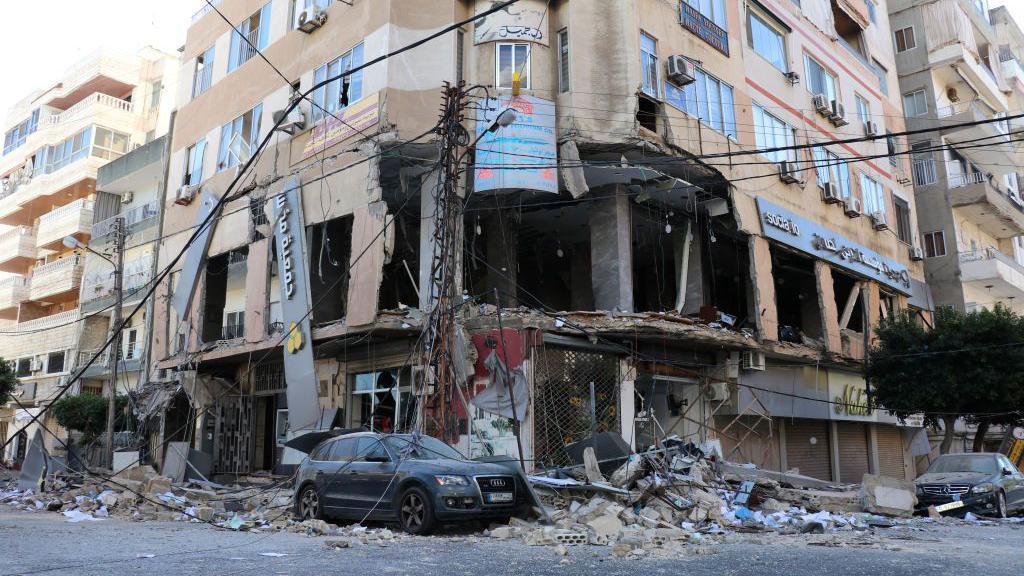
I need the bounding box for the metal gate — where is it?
[836,421,870,483]
[876,424,906,479]
[785,419,832,481]
[214,395,254,475]
[533,346,620,469]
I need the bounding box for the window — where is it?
[456,29,465,85]
[753,104,798,164]
[328,438,357,461]
[496,43,531,90]
[291,0,332,29]
[15,358,31,377]
[222,311,245,339]
[311,43,365,122]
[640,32,659,98]
[192,46,215,99]
[3,109,39,156]
[217,104,263,171]
[228,3,271,72]
[124,329,139,360]
[812,146,852,199]
[867,0,876,23]
[682,0,727,28]
[894,26,916,53]
[679,68,737,138]
[886,131,899,167]
[902,89,928,117]
[184,138,206,186]
[747,6,788,72]
[46,351,66,374]
[893,197,912,242]
[910,141,936,186]
[855,94,870,124]
[871,58,889,95]
[355,437,390,461]
[805,55,837,102]
[558,28,570,93]
[149,81,162,111]
[923,230,946,258]
[45,127,93,173]
[860,173,887,216]
[352,370,415,432]
[92,127,131,160]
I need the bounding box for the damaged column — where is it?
[590,185,633,312]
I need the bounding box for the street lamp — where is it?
[64,221,124,471]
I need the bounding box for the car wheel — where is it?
[299,485,324,520]
[996,491,1008,519]
[399,486,436,535]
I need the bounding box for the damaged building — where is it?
[145,0,929,484]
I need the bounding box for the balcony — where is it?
[4,309,81,360]
[0,276,30,318]
[0,226,36,273]
[0,156,104,226]
[39,51,139,111]
[29,256,84,303]
[949,172,1024,239]
[91,201,160,245]
[959,248,1024,301]
[1002,57,1024,89]
[928,35,1008,112]
[36,198,94,250]
[80,253,154,314]
[937,101,1024,176]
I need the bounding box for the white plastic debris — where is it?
[63,510,103,523]
[258,552,288,557]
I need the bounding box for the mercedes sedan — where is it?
[293,432,523,534]
[915,453,1024,518]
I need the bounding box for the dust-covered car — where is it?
[915,453,1024,518]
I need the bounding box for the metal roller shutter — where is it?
[836,421,870,483]
[876,424,906,479]
[785,419,832,481]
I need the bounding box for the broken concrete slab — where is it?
[860,474,917,518]
[583,447,605,484]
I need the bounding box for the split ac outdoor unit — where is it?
[175,184,197,206]
[273,107,307,135]
[821,182,842,204]
[298,7,327,33]
[864,120,879,137]
[121,190,134,204]
[741,351,766,371]
[707,381,731,401]
[779,160,800,184]
[871,211,888,230]
[910,245,924,261]
[812,94,830,115]
[666,56,697,86]
[845,197,862,217]
[830,100,848,127]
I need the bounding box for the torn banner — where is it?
[471,351,529,421]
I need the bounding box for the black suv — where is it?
[293,432,521,534]
[915,453,1024,518]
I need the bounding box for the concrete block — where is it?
[860,474,917,518]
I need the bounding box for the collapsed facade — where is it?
[139,0,934,483]
[0,48,178,462]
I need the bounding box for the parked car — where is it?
[915,453,1024,517]
[292,432,523,534]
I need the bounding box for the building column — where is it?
[619,358,637,450]
[829,420,841,483]
[815,261,842,353]
[244,238,269,342]
[868,424,881,474]
[590,187,633,312]
[748,236,778,341]
[864,282,881,346]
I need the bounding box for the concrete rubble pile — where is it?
[507,437,922,556]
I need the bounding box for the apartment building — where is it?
[889,0,1024,314]
[0,48,178,464]
[149,0,927,482]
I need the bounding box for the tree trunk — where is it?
[972,418,991,453]
[940,415,957,454]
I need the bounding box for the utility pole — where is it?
[104,216,125,470]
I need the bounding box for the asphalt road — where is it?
[2,509,1023,576]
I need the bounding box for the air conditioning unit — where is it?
[175,184,198,206]
[821,182,842,204]
[845,197,862,217]
[864,120,879,137]
[297,6,328,33]
[741,350,766,371]
[122,190,134,204]
[830,100,848,127]
[666,56,697,86]
[871,211,889,230]
[31,358,42,372]
[273,107,307,135]
[779,160,801,184]
[812,93,830,115]
[910,245,925,261]
[707,381,731,402]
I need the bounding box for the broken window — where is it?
[771,247,821,343]
[632,206,681,313]
[379,213,420,310]
[637,95,659,133]
[309,216,352,325]
[832,0,867,60]
[201,247,248,342]
[832,269,864,334]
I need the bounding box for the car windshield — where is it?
[927,455,998,475]
[384,436,466,461]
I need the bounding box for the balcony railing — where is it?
[192,0,221,22]
[39,198,94,226]
[948,171,987,188]
[959,247,1024,275]
[0,276,30,309]
[45,93,133,127]
[192,64,214,99]
[18,309,79,332]
[92,201,160,239]
[221,323,245,340]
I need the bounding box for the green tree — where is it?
[0,359,16,406]
[50,394,129,444]
[868,305,1024,454]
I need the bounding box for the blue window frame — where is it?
[311,43,364,122]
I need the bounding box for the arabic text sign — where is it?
[474,95,558,194]
[474,0,549,45]
[679,2,729,56]
[301,92,380,160]
[757,198,912,295]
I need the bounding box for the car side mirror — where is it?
[1003,468,1014,476]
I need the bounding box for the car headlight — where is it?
[972,482,995,494]
[434,475,469,487]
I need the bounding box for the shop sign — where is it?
[474,95,557,194]
[757,198,912,295]
[473,0,549,45]
[301,92,380,160]
[828,371,877,422]
[679,2,729,56]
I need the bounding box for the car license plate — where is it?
[486,492,513,504]
[934,500,965,513]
